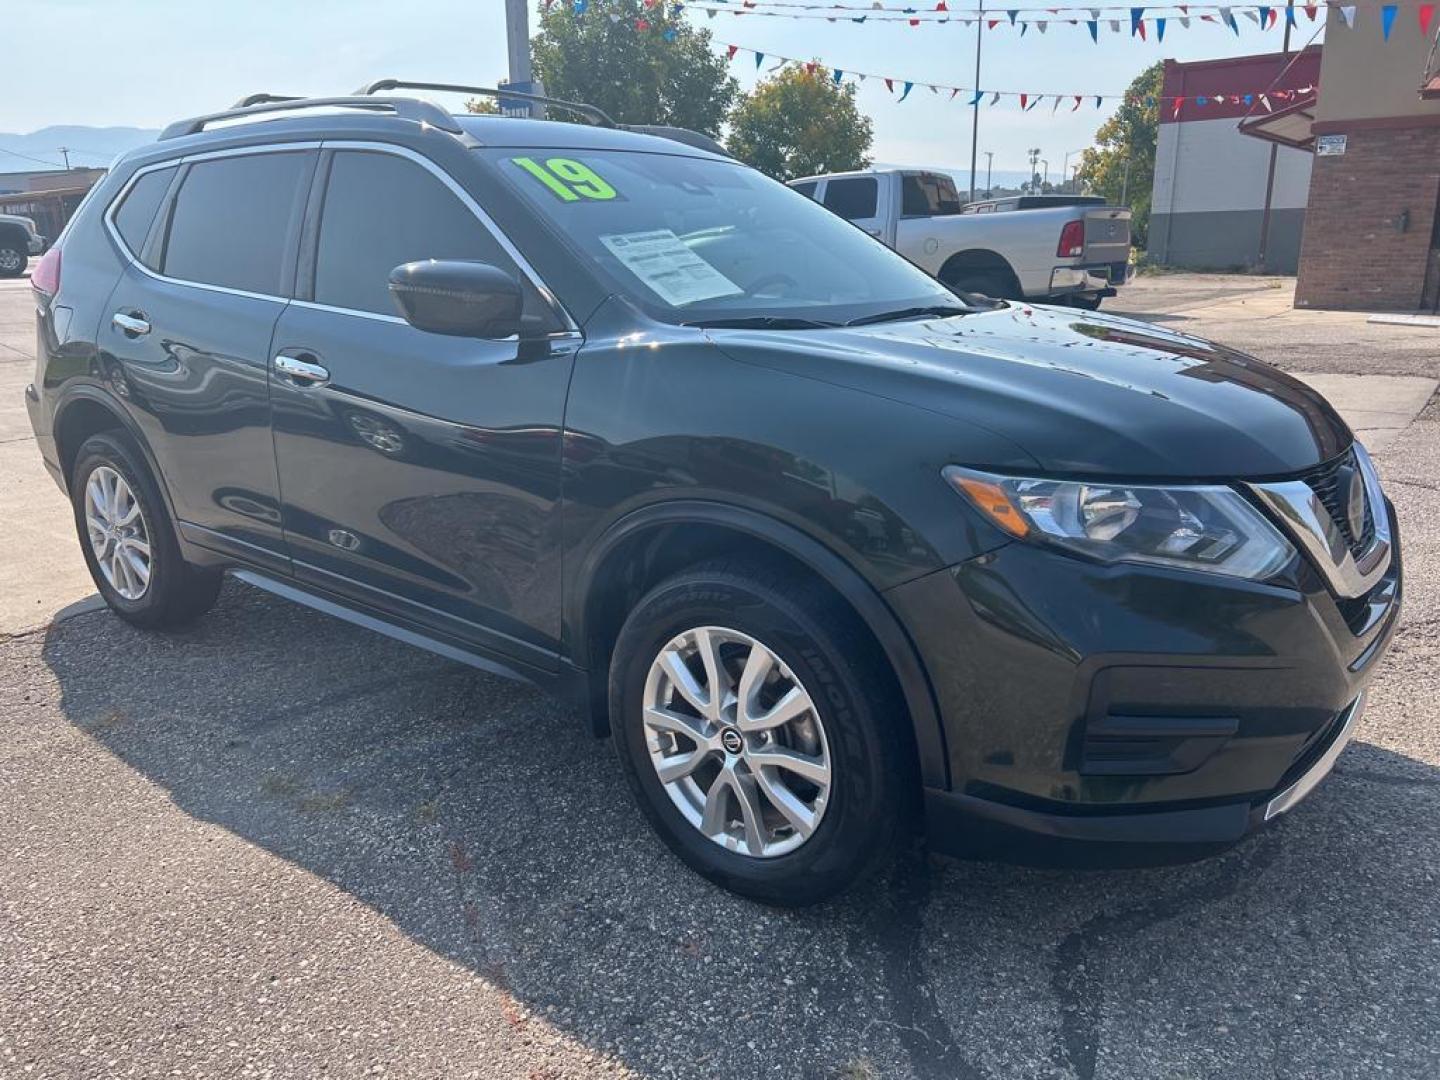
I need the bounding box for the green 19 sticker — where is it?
[512,157,619,202]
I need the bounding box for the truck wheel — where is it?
[1068,294,1103,311]
[945,271,1011,302]
[71,431,223,629]
[608,559,914,906]
[0,242,26,278]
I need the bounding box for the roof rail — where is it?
[158,95,465,141]
[355,79,617,128]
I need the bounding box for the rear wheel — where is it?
[609,560,913,906]
[944,270,1013,303]
[71,431,222,629]
[1067,293,1103,311]
[0,241,26,278]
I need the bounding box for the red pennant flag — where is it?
[950,87,960,99]
[884,78,894,93]
[805,61,817,74]
[1178,3,1188,10]
[1136,18,1146,39]
[1421,3,1436,34]
[1304,3,1317,19]
[987,18,1001,28]
[935,0,948,9]
[909,16,920,24]
[1071,95,1081,110]
[1020,93,1029,109]
[635,17,649,29]
[1173,97,1185,119]
[726,44,738,59]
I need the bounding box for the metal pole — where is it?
[57,147,71,169]
[967,1,984,203]
[504,0,536,117]
[984,151,993,195]
[1257,0,1295,271]
[1121,155,1132,206]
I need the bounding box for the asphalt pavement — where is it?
[3,275,1440,1078]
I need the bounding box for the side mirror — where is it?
[387,260,523,338]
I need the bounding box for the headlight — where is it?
[944,466,1295,581]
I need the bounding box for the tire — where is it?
[944,271,1012,304]
[0,241,26,278]
[609,559,915,906]
[71,431,222,629]
[1067,293,1103,311]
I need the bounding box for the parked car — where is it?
[26,87,1399,905]
[789,168,1130,309]
[0,211,46,277]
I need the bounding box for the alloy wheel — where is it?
[0,247,22,273]
[84,465,152,600]
[642,626,832,858]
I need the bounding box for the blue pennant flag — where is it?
[1287,4,1298,26]
[1258,6,1272,28]
[1156,16,1166,39]
[1094,95,1103,109]
[1087,18,1099,40]
[662,27,677,41]
[969,89,984,105]
[1130,7,1144,34]
[1196,95,1208,105]
[1381,4,1398,38]
[573,0,587,12]
[832,68,843,84]
[1020,20,1028,34]
[900,81,914,101]
[1222,7,1239,33]
[754,51,764,68]
[1007,9,1018,24]
[1243,93,1254,105]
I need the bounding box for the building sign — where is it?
[1316,134,1348,157]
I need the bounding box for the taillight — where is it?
[1057,220,1085,258]
[31,246,61,297]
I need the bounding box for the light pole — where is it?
[967,0,986,203]
[1041,159,1049,190]
[1062,148,1087,192]
[984,151,994,196]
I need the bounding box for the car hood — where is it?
[712,303,1350,479]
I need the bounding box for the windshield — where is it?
[480,148,962,326]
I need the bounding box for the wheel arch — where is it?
[52,389,171,515]
[937,248,1022,297]
[569,500,949,788]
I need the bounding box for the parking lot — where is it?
[4,272,1440,1079]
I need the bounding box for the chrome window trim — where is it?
[101,138,579,332]
[314,139,578,332]
[1247,443,1392,600]
[102,142,322,305]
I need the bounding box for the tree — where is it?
[726,65,873,181]
[1075,62,1162,248]
[529,0,738,136]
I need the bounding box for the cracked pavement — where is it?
[3,275,1440,1078]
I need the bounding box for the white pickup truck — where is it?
[0,211,46,278]
[789,169,1131,309]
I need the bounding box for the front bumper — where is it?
[890,501,1401,865]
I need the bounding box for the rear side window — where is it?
[791,181,818,200]
[313,150,557,327]
[111,166,175,257]
[162,152,309,295]
[902,173,962,217]
[822,177,878,221]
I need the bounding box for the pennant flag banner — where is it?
[717,42,1317,113]
[606,0,1430,41]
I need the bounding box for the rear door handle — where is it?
[274,353,330,386]
[112,311,150,337]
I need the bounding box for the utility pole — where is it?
[57,147,71,169]
[1041,159,1049,189]
[984,151,993,196]
[1121,155,1133,205]
[504,0,539,118]
[1257,0,1295,271]
[967,0,985,203]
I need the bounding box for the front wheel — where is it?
[0,242,26,278]
[609,560,914,906]
[71,431,222,629]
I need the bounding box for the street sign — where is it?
[1316,134,1347,157]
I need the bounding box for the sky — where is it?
[4,0,1330,181]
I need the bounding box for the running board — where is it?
[229,569,540,688]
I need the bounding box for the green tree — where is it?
[529,0,738,136]
[726,65,874,181]
[1076,61,1162,248]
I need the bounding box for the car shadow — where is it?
[38,581,1440,1079]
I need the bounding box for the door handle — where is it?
[274,353,330,386]
[112,311,151,337]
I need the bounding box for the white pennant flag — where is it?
[1339,5,1356,27]
[1109,18,1120,31]
[1052,95,1062,113]
[1178,16,1190,27]
[1037,19,1047,31]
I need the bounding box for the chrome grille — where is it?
[1294,450,1376,559]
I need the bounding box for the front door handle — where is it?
[274,353,330,386]
[112,311,151,337]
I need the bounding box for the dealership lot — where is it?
[4,274,1440,1079]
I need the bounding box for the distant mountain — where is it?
[0,126,160,172]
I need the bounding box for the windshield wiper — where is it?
[683,315,838,330]
[844,305,972,327]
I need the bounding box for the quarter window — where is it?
[314,150,557,327]
[162,152,309,295]
[112,166,175,259]
[822,177,878,221]
[791,181,818,200]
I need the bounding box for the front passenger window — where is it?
[314,150,560,329]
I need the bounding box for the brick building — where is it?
[1290,3,1440,311]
